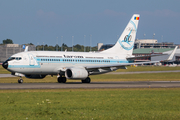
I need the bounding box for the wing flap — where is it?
[127,54,167,60]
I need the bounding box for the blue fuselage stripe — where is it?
[8,57,133,68]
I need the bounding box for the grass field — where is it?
[0,65,11,74]
[0,88,180,120]
[1,66,180,119]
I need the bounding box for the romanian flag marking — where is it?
[134,17,139,20]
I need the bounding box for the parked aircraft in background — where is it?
[2,14,178,83]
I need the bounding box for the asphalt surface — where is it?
[1,81,180,89]
[1,70,180,89]
[0,74,16,78]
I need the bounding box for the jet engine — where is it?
[65,68,88,79]
[25,75,46,79]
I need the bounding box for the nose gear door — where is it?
[28,54,35,66]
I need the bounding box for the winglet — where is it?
[164,46,178,61]
[24,46,29,52]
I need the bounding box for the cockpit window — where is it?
[8,57,15,61]
[9,57,22,61]
[16,57,22,60]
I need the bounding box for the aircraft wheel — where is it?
[18,79,23,84]
[85,77,91,83]
[82,77,91,83]
[62,77,67,83]
[57,77,62,83]
[81,80,86,83]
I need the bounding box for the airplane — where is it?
[2,14,178,84]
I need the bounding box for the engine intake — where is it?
[65,68,88,79]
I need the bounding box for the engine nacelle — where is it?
[25,75,46,79]
[65,68,88,79]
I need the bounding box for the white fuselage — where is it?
[7,51,131,75]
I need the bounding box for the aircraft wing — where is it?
[126,54,167,60]
[85,61,159,69]
[86,46,178,70]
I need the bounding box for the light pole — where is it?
[144,34,146,39]
[43,42,44,51]
[84,35,86,52]
[72,36,74,51]
[37,42,39,51]
[56,37,58,51]
[153,33,155,39]
[90,35,92,51]
[61,36,63,51]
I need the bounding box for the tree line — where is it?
[36,43,97,52]
[2,39,98,52]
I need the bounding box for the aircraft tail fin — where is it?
[101,14,140,57]
[24,46,29,52]
[164,46,178,61]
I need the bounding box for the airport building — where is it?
[98,39,179,51]
[0,44,36,62]
[98,39,180,65]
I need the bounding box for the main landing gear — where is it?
[57,76,67,83]
[57,75,91,83]
[18,77,23,83]
[81,77,91,83]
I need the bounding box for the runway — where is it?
[1,81,180,89]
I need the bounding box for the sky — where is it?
[0,0,180,46]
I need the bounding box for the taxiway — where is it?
[1,81,180,89]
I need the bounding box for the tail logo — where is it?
[118,20,137,50]
[119,28,134,50]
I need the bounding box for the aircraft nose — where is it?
[2,60,8,69]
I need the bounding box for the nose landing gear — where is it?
[18,77,23,83]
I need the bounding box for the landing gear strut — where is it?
[82,77,91,83]
[57,76,67,83]
[18,77,23,83]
